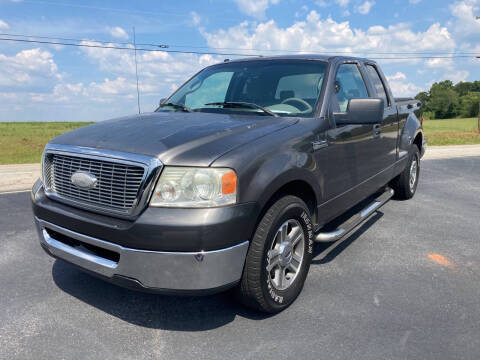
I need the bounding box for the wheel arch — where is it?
[413,131,423,153]
[255,174,320,231]
[399,112,423,155]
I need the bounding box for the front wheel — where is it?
[391,144,420,200]
[237,195,314,313]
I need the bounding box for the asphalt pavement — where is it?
[0,156,479,360]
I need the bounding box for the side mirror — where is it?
[334,98,384,125]
[159,98,166,105]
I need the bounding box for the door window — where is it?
[365,65,389,107]
[333,64,369,112]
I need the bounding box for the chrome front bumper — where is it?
[35,217,249,293]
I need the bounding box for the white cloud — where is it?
[448,0,480,40]
[387,72,422,96]
[425,57,454,69]
[315,0,328,7]
[356,0,375,14]
[295,5,309,18]
[335,0,349,7]
[0,40,223,121]
[233,0,279,19]
[387,72,406,81]
[443,70,469,83]
[201,12,455,64]
[107,26,129,40]
[0,48,60,88]
[190,11,201,26]
[0,20,9,30]
[89,77,136,95]
[77,40,221,106]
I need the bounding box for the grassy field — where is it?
[0,118,479,164]
[0,122,92,164]
[422,117,480,146]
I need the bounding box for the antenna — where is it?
[133,27,141,114]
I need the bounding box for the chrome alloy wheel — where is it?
[409,154,419,192]
[266,219,305,291]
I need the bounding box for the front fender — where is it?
[247,154,321,210]
[212,119,325,233]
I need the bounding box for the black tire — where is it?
[391,145,420,200]
[237,195,314,313]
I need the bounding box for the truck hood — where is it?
[50,112,298,166]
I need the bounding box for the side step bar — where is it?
[314,188,394,243]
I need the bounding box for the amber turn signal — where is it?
[222,171,237,195]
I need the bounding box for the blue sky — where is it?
[0,0,479,121]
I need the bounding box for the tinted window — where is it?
[334,64,368,112]
[366,65,389,107]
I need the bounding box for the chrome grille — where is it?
[43,153,146,213]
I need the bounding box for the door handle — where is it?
[373,124,381,138]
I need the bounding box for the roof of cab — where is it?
[224,54,373,63]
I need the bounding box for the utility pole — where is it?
[476,16,479,131]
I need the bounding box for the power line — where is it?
[1,32,480,56]
[0,32,169,48]
[0,37,260,57]
[0,36,479,60]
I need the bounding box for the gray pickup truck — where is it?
[32,55,425,313]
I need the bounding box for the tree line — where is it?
[415,80,480,119]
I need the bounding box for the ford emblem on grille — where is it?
[71,171,98,190]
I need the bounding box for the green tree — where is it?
[415,80,480,119]
[415,91,430,110]
[428,81,459,119]
[415,91,429,104]
[471,81,480,92]
[454,81,474,96]
[458,92,480,118]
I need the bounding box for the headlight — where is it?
[150,167,237,207]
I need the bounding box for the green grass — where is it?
[0,122,92,164]
[0,118,479,164]
[422,117,480,146]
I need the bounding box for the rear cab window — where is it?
[365,64,390,107]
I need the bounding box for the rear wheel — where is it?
[391,145,420,200]
[237,195,314,313]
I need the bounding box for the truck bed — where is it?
[395,97,422,118]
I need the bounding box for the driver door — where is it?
[316,62,378,219]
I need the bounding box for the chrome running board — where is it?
[314,187,394,243]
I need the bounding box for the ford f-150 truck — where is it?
[32,55,425,313]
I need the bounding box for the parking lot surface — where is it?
[1,156,479,360]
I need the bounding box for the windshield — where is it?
[157,60,327,117]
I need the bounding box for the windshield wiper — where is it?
[205,102,278,117]
[159,102,192,112]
